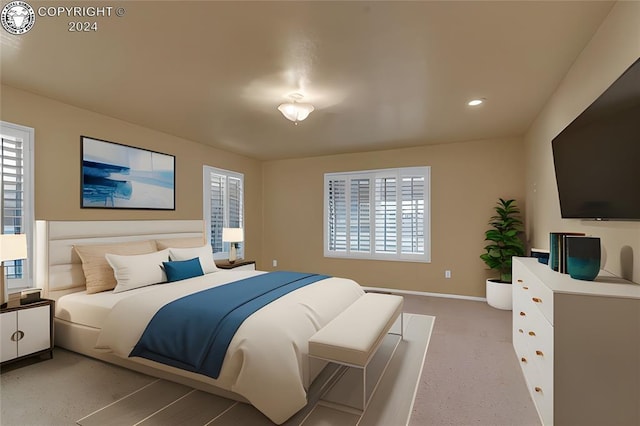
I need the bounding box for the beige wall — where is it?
[2,82,525,298]
[525,1,640,284]
[262,137,525,297]
[0,85,263,264]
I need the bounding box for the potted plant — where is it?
[480,198,525,310]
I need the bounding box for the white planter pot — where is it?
[486,279,512,310]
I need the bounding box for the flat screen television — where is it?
[552,57,640,220]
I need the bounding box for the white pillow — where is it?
[168,245,218,274]
[106,249,170,293]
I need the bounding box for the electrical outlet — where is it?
[445,270,451,279]
[272,259,278,267]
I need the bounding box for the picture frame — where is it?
[81,136,175,210]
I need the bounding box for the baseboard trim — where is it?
[362,286,486,302]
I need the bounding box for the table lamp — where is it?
[0,234,28,308]
[222,228,244,264]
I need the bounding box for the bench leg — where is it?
[363,365,367,411]
[389,312,404,340]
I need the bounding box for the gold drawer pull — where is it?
[535,387,543,393]
[523,286,529,290]
[519,311,526,316]
[521,357,527,363]
[518,328,524,334]
[517,279,523,283]
[528,331,536,336]
[535,350,544,356]
[532,297,542,303]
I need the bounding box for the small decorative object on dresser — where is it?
[530,248,550,265]
[1,298,55,365]
[20,288,42,305]
[549,232,585,272]
[215,259,256,271]
[564,236,601,281]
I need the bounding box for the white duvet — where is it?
[95,270,364,424]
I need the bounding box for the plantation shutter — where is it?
[1,135,29,284]
[204,167,244,259]
[349,178,371,252]
[227,175,243,254]
[2,138,25,279]
[209,173,225,254]
[327,178,347,252]
[325,167,430,262]
[400,176,425,254]
[375,176,397,253]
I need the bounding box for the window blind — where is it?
[1,135,27,282]
[325,167,430,262]
[204,166,244,259]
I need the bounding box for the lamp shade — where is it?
[222,228,244,243]
[0,234,27,261]
[278,102,315,122]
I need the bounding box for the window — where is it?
[203,165,244,260]
[1,122,34,289]
[325,167,430,262]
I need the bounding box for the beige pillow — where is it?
[74,240,158,294]
[155,237,205,250]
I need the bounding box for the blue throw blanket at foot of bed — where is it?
[129,271,329,378]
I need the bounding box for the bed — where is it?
[36,220,365,424]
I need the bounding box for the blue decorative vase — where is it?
[565,236,601,281]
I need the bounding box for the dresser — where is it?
[512,257,639,426]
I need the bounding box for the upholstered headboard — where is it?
[35,220,205,301]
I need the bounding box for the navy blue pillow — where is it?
[162,257,204,282]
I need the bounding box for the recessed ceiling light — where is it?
[468,99,485,106]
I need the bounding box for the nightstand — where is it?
[1,298,54,365]
[215,259,256,271]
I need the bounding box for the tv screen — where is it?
[552,58,640,220]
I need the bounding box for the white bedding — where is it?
[56,282,165,328]
[91,270,365,424]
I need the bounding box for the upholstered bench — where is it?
[308,292,404,410]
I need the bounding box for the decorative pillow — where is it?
[74,240,158,294]
[106,249,170,293]
[155,237,205,250]
[162,257,204,282]
[168,245,218,274]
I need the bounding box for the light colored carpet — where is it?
[75,313,433,426]
[1,294,540,426]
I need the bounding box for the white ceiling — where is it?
[1,1,615,160]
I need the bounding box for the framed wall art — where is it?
[81,136,175,210]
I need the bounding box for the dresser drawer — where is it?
[522,304,552,356]
[515,268,554,325]
[531,378,553,426]
[513,311,528,353]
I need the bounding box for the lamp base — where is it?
[0,265,7,309]
[229,244,237,264]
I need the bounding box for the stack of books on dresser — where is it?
[549,232,585,273]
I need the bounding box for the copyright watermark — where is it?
[1,1,126,34]
[1,1,36,35]
[36,6,125,18]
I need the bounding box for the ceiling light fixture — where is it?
[468,98,485,106]
[278,93,314,124]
